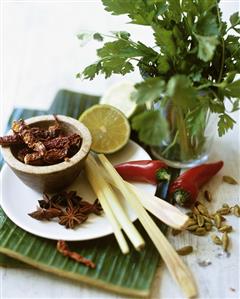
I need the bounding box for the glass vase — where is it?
[150,101,217,168]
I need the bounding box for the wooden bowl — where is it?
[1,115,92,192]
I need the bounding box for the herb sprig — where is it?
[78,0,240,146]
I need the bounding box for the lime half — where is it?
[100,81,137,118]
[79,104,130,154]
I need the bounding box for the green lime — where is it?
[79,104,130,154]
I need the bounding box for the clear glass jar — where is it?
[150,101,217,168]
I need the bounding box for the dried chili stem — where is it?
[98,154,197,299]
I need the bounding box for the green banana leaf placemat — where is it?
[0,89,176,297]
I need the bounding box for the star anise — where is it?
[79,199,102,215]
[38,193,51,209]
[59,199,88,229]
[28,207,62,220]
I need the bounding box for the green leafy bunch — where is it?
[78,0,240,146]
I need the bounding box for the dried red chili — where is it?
[57,240,96,269]
[0,116,82,166]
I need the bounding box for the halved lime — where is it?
[100,81,137,118]
[79,104,130,154]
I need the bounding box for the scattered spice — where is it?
[214,214,222,229]
[57,240,95,268]
[176,245,193,256]
[232,205,240,217]
[219,225,232,233]
[204,190,212,202]
[211,234,222,245]
[222,232,229,252]
[29,191,102,229]
[222,175,238,185]
[216,207,230,215]
[0,116,82,165]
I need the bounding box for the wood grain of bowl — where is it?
[1,115,92,193]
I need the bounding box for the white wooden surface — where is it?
[1,1,240,298]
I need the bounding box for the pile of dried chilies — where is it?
[0,116,82,165]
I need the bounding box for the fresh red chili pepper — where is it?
[115,160,170,184]
[169,161,224,208]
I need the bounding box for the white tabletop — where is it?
[1,1,240,298]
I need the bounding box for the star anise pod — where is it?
[28,207,62,221]
[38,193,51,209]
[59,199,88,229]
[79,199,102,215]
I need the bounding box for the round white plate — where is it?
[1,140,155,241]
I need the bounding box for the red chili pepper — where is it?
[115,160,170,184]
[169,161,224,208]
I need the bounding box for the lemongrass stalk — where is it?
[85,157,129,254]
[98,154,197,298]
[86,155,145,251]
[101,168,189,230]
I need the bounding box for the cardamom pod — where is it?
[186,218,197,227]
[187,224,199,231]
[171,229,182,236]
[203,216,213,224]
[211,234,222,245]
[197,204,209,216]
[222,203,229,209]
[214,214,222,229]
[192,206,200,215]
[223,175,238,185]
[197,214,205,227]
[193,227,207,236]
[222,232,229,252]
[233,205,240,217]
[216,207,230,215]
[219,225,232,233]
[204,190,212,202]
[176,245,193,256]
[205,222,212,231]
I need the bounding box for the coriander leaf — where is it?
[218,113,235,137]
[231,99,240,112]
[166,0,181,23]
[157,55,170,74]
[167,75,197,110]
[93,33,104,41]
[153,26,176,57]
[230,12,240,27]
[198,0,216,13]
[101,57,134,77]
[132,110,169,146]
[208,98,225,113]
[97,40,142,58]
[195,34,219,62]
[112,31,131,40]
[224,80,240,98]
[82,62,101,80]
[131,78,165,104]
[196,13,219,36]
[77,32,93,46]
[101,0,139,15]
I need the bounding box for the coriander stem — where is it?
[216,2,225,83]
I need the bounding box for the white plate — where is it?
[1,140,155,241]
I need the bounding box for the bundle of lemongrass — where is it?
[85,154,197,298]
